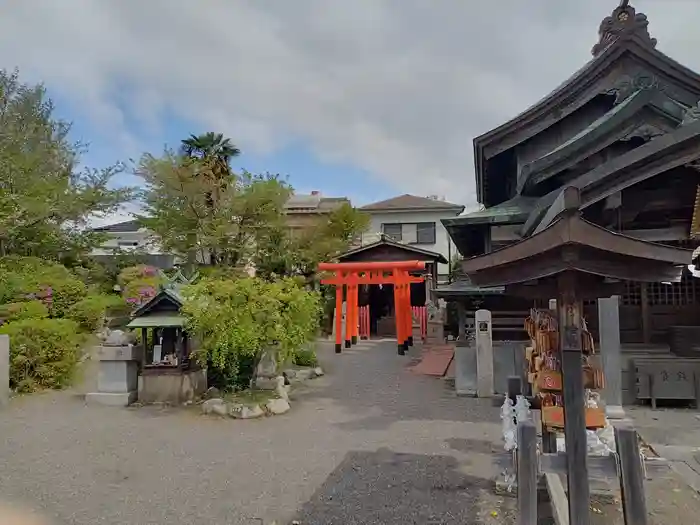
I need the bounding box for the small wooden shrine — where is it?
[461,186,692,524]
[127,285,206,403]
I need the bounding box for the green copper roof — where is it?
[127,314,185,328]
[443,196,537,226]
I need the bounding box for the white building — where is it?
[359,194,465,282]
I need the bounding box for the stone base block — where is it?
[85,391,137,407]
[138,368,207,404]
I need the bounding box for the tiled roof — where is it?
[360,194,464,212]
[92,219,143,232]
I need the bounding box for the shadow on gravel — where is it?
[293,448,497,525]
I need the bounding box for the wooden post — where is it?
[517,420,538,525]
[394,278,405,355]
[557,272,590,525]
[640,284,651,344]
[335,283,343,353]
[615,425,649,525]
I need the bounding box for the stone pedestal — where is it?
[0,335,9,408]
[426,320,444,344]
[85,345,139,406]
[455,343,477,396]
[457,302,467,341]
[475,309,494,398]
[598,296,626,420]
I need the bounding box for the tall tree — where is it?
[181,132,240,183]
[254,202,370,280]
[0,69,132,259]
[136,149,291,268]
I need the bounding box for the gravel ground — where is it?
[0,340,513,525]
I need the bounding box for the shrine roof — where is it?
[131,287,184,319]
[432,278,505,298]
[442,196,537,227]
[338,235,448,264]
[461,187,692,290]
[127,314,185,329]
[473,2,700,205]
[521,118,700,236]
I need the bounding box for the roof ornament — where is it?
[591,0,657,56]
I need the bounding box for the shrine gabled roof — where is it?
[521,117,700,236]
[461,210,692,289]
[338,235,448,264]
[516,88,684,194]
[473,2,700,205]
[131,287,184,319]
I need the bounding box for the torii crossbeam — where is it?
[319,260,426,355]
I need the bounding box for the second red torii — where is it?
[319,260,426,355]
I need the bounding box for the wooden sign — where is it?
[541,406,606,429]
[536,370,562,391]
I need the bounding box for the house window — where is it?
[382,223,403,242]
[381,222,436,245]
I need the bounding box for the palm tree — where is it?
[181,132,241,182]
[181,132,241,266]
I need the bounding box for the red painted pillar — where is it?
[334,281,343,353]
[344,274,353,349]
[405,274,413,347]
[393,275,404,355]
[350,280,359,345]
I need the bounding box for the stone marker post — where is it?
[598,296,626,420]
[0,334,9,407]
[475,309,494,397]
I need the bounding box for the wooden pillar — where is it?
[350,282,359,345]
[557,271,590,525]
[394,277,405,355]
[640,283,651,344]
[517,420,538,525]
[406,274,414,347]
[344,275,353,349]
[334,283,343,353]
[615,425,649,525]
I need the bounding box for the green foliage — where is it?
[65,294,127,332]
[292,346,318,367]
[136,147,291,267]
[0,256,88,317]
[0,68,133,259]
[0,301,49,323]
[117,265,161,308]
[0,318,85,392]
[254,202,370,280]
[182,276,322,388]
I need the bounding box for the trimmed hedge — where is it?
[0,318,85,393]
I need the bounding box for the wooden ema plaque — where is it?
[535,368,604,391]
[541,406,606,430]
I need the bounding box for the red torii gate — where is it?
[318,260,426,355]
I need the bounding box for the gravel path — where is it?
[0,340,514,525]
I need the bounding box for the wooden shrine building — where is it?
[442,1,700,348]
[337,235,445,338]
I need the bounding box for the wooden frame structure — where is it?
[319,260,425,355]
[461,187,692,525]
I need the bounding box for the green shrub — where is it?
[117,265,161,308]
[292,347,318,367]
[0,256,88,317]
[65,294,127,332]
[0,301,49,323]
[182,276,322,390]
[0,318,85,392]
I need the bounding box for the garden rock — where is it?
[265,398,291,415]
[275,376,289,401]
[211,403,228,416]
[312,367,324,378]
[201,398,225,415]
[203,386,221,399]
[229,403,264,419]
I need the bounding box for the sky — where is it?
[1,0,699,225]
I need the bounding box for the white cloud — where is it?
[2,0,699,206]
